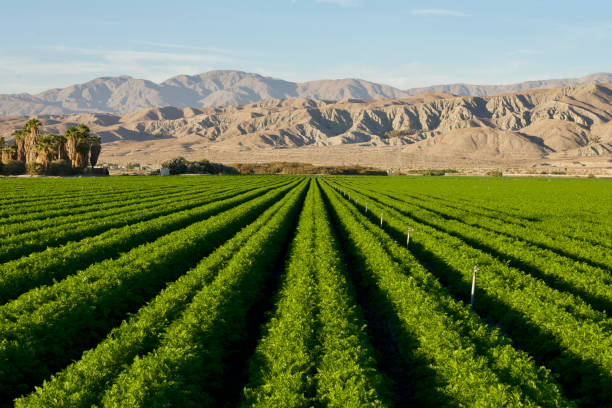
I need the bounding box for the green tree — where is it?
[23,118,42,164]
[89,135,101,168]
[35,134,59,170]
[1,145,17,163]
[65,125,93,169]
[12,129,26,162]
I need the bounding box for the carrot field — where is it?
[0,175,610,407]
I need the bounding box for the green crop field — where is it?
[0,175,610,407]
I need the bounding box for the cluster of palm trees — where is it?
[1,118,101,174]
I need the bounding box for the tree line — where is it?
[0,118,101,175]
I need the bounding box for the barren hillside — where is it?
[2,70,611,117]
[1,83,611,170]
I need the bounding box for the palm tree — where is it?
[0,136,4,150]
[1,145,17,163]
[89,135,101,168]
[12,129,26,162]
[52,134,68,161]
[35,134,56,170]
[23,118,42,164]
[65,127,80,168]
[65,125,91,168]
[24,118,41,135]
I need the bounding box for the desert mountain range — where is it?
[1,82,611,168]
[1,70,612,116]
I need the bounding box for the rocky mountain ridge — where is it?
[1,70,611,117]
[404,72,612,96]
[1,83,611,163]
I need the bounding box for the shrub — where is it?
[421,170,444,176]
[125,163,141,170]
[230,161,385,175]
[486,170,503,177]
[161,157,188,175]
[26,163,45,175]
[2,160,25,175]
[161,157,238,175]
[384,129,421,138]
[49,160,74,176]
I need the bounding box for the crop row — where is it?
[0,178,159,206]
[326,179,611,406]
[0,179,192,218]
[15,179,308,407]
[0,178,296,304]
[357,177,612,249]
[0,176,279,224]
[88,181,308,407]
[320,180,573,407]
[0,180,300,403]
[362,181,612,268]
[243,180,388,407]
[0,180,244,236]
[0,176,285,262]
[334,180,612,314]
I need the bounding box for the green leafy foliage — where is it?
[0,175,609,407]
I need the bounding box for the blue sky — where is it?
[1,0,611,93]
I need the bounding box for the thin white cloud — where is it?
[132,40,234,55]
[411,9,470,17]
[506,49,543,56]
[0,46,248,93]
[45,45,237,65]
[315,0,359,7]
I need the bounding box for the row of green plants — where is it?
[243,181,389,407]
[0,177,289,235]
[0,175,200,204]
[90,182,308,407]
[0,177,279,261]
[320,180,573,407]
[0,176,258,222]
[0,182,216,237]
[328,179,611,406]
[346,183,612,314]
[353,178,611,266]
[0,179,294,304]
[380,177,612,247]
[0,182,298,403]
[15,180,308,407]
[0,186,228,261]
[417,189,611,267]
[0,180,146,210]
[333,178,611,327]
[1,119,102,175]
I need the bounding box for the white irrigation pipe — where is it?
[470,266,479,308]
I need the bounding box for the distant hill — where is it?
[2,83,611,165]
[404,72,612,96]
[1,70,611,116]
[0,71,408,116]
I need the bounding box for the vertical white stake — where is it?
[406,228,413,247]
[380,212,384,227]
[470,266,479,308]
[365,203,368,214]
